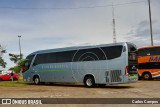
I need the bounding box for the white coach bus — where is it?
[23,42,138,87]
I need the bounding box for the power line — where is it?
[0,1,145,10]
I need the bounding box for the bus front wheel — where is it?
[142,72,152,80]
[33,76,40,85]
[84,76,95,88]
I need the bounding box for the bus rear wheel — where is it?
[84,76,95,88]
[33,76,40,85]
[142,72,152,80]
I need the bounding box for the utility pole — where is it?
[112,1,117,43]
[148,0,153,46]
[18,35,22,59]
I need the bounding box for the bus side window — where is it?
[138,49,149,57]
[32,62,38,66]
[149,48,160,55]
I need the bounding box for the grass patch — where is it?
[0,81,31,87]
[0,75,32,87]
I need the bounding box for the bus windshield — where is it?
[138,47,160,56]
[23,55,35,73]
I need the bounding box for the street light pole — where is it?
[18,35,22,59]
[148,0,153,46]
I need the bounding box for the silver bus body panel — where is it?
[23,42,138,84]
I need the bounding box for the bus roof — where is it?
[28,42,133,56]
[138,46,160,50]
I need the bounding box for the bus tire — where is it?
[84,76,95,88]
[142,72,152,80]
[33,76,40,85]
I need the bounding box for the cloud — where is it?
[125,20,160,47]
[0,0,160,68]
[0,2,115,58]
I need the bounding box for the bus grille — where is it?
[110,70,122,82]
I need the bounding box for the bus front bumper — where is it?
[127,74,138,83]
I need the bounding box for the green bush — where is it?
[9,59,27,73]
[9,66,21,73]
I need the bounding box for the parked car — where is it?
[0,72,19,81]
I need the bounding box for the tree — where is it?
[9,59,27,73]
[9,53,23,64]
[9,53,24,73]
[0,45,7,68]
[18,59,27,66]
[0,57,7,68]
[0,45,6,56]
[9,66,21,73]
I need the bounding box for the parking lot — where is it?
[0,80,160,107]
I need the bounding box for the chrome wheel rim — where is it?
[35,78,39,84]
[86,78,92,86]
[144,74,149,79]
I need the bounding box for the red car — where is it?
[0,72,19,81]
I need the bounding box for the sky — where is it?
[0,0,160,69]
